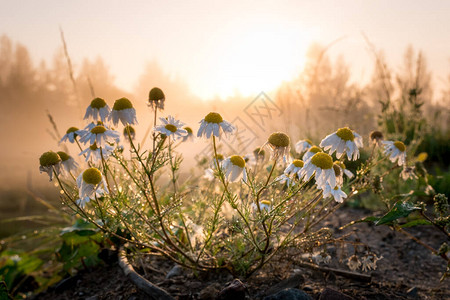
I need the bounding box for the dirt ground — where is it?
[33,208,449,300]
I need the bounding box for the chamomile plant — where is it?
[39,88,448,278]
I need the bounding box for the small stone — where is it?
[218,279,246,300]
[319,288,354,300]
[263,288,312,300]
[199,283,221,300]
[166,264,183,279]
[265,274,305,296]
[406,287,418,298]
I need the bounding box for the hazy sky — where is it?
[1,0,449,99]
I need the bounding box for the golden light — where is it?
[200,20,314,99]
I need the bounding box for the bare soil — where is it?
[33,208,449,299]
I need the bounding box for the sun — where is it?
[198,21,313,99]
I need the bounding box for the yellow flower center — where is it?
[305,139,313,145]
[66,127,79,134]
[229,155,245,168]
[165,124,178,133]
[254,147,265,157]
[293,159,304,168]
[417,152,428,162]
[149,87,165,101]
[333,186,339,191]
[333,164,341,176]
[57,151,70,162]
[308,146,322,154]
[82,167,102,185]
[90,143,98,151]
[394,141,406,152]
[184,126,193,134]
[113,97,133,111]
[39,151,61,166]
[204,112,223,124]
[334,161,346,169]
[90,97,107,109]
[310,153,333,169]
[260,200,271,206]
[268,132,290,148]
[216,154,224,161]
[91,125,107,134]
[336,127,355,141]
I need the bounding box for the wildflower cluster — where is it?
[40,88,447,277]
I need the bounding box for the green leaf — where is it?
[0,281,12,300]
[400,219,432,228]
[375,201,421,226]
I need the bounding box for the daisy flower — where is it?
[211,154,225,169]
[57,151,79,175]
[84,97,110,122]
[400,166,417,181]
[123,125,136,141]
[181,126,194,142]
[369,130,384,147]
[333,162,354,186]
[244,148,265,168]
[295,139,313,154]
[39,151,61,181]
[275,174,294,187]
[80,142,114,162]
[361,253,383,272]
[263,132,290,162]
[197,112,235,139]
[109,97,138,126]
[79,125,120,147]
[320,127,363,161]
[221,155,247,183]
[347,255,361,271]
[60,127,82,144]
[302,146,323,162]
[76,167,107,208]
[154,116,188,140]
[251,200,272,213]
[299,152,336,190]
[284,159,304,177]
[383,140,407,166]
[148,87,165,111]
[321,183,347,203]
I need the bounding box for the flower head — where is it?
[110,97,138,126]
[154,116,188,140]
[197,112,235,139]
[79,142,114,162]
[361,253,383,272]
[284,159,304,177]
[251,200,272,213]
[275,174,294,187]
[322,183,347,203]
[79,125,120,147]
[347,255,361,271]
[39,151,61,181]
[383,140,407,166]
[84,97,110,122]
[300,152,336,190]
[123,125,136,140]
[57,151,79,175]
[302,146,322,162]
[400,166,417,181]
[295,139,313,154]
[76,167,107,208]
[148,87,165,111]
[333,161,353,186]
[221,155,247,182]
[60,127,82,144]
[369,130,384,147]
[320,127,363,160]
[181,126,194,142]
[264,132,290,162]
